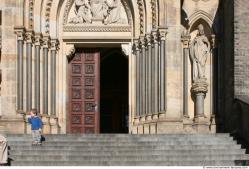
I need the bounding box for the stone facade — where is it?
[0,0,248,141]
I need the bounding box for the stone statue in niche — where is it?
[190,24,210,82]
[69,0,123,25]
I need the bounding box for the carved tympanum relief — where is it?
[68,0,128,25]
[190,24,210,82]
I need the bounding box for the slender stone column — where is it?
[42,35,50,115]
[25,30,34,111]
[34,33,43,113]
[152,30,159,118]
[181,33,191,118]
[50,39,59,116]
[158,28,167,117]
[134,40,140,117]
[14,27,26,113]
[140,36,146,120]
[145,33,152,119]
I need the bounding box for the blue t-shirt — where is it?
[28,116,43,130]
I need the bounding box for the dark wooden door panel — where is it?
[68,49,100,134]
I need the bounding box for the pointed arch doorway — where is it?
[67,47,129,134]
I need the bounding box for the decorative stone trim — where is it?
[151,0,157,29]
[45,0,53,34]
[63,25,132,32]
[137,0,145,34]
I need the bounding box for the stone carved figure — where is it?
[190,24,210,82]
[69,0,122,24]
[103,0,121,24]
[69,0,92,23]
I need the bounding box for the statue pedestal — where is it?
[191,79,209,133]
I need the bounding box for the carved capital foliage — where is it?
[51,39,60,51]
[151,29,159,43]
[66,45,76,60]
[191,79,208,95]
[181,32,191,49]
[43,35,51,48]
[14,26,26,41]
[158,27,168,41]
[25,29,35,43]
[133,39,140,51]
[139,36,146,48]
[34,33,43,46]
[145,33,152,46]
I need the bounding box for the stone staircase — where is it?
[6,134,249,166]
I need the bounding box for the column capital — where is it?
[51,39,60,51]
[151,29,159,43]
[14,26,26,41]
[145,33,152,46]
[43,35,51,49]
[181,34,191,49]
[158,27,168,41]
[133,39,140,51]
[34,33,43,46]
[139,36,146,49]
[25,29,35,43]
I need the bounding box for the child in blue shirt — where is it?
[27,109,43,145]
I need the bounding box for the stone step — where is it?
[10,154,249,162]
[8,144,242,151]
[7,140,237,146]
[12,160,247,166]
[6,136,234,141]
[9,149,246,156]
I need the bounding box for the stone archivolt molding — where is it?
[29,0,34,29]
[63,0,132,32]
[137,0,144,34]
[45,0,53,34]
[151,0,157,29]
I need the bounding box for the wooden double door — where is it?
[68,49,100,134]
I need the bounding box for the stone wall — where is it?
[234,0,249,100]
[0,0,25,133]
